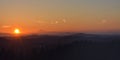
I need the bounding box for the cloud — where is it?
[51,18,67,24]
[101,19,107,23]
[36,20,47,24]
[55,21,58,24]
[62,19,66,23]
[1,25,11,28]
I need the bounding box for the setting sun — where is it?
[14,28,21,34]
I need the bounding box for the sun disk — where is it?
[14,28,21,34]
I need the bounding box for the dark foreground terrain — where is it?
[0,33,120,60]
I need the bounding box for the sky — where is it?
[0,0,120,34]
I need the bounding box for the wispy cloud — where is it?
[62,19,66,23]
[1,25,11,28]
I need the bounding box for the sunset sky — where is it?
[0,0,120,34]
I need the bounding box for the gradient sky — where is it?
[0,0,120,34]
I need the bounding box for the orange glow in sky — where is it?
[0,0,120,34]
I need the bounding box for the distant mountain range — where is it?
[0,33,12,37]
